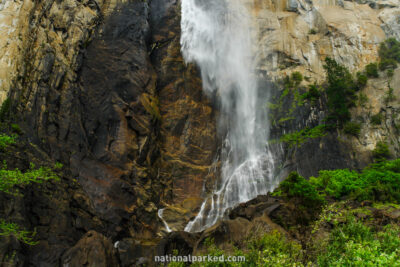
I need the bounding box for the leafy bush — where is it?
[301,84,321,102]
[11,124,22,135]
[310,159,400,202]
[317,219,400,266]
[0,220,37,245]
[0,162,60,195]
[323,58,358,126]
[280,125,327,147]
[310,169,361,199]
[0,134,16,150]
[309,28,317,35]
[356,72,368,88]
[370,113,383,125]
[276,172,325,208]
[291,72,303,85]
[0,98,11,121]
[343,121,361,137]
[365,63,379,78]
[372,141,391,162]
[182,232,305,267]
[379,38,400,71]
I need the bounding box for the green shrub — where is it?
[280,125,327,147]
[370,113,383,125]
[0,134,16,150]
[309,158,400,202]
[323,58,358,126]
[379,38,400,71]
[0,98,11,121]
[365,63,379,78]
[291,71,303,85]
[317,219,400,266]
[187,232,305,267]
[379,58,398,71]
[310,169,361,199]
[0,220,37,245]
[10,124,22,135]
[356,72,368,88]
[343,121,361,137]
[309,28,317,35]
[0,162,60,195]
[276,172,325,208]
[372,141,391,162]
[301,84,321,102]
[247,231,304,266]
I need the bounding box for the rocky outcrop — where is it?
[61,231,118,267]
[253,0,399,81]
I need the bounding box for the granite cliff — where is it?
[0,0,399,265]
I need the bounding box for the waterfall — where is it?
[181,0,277,233]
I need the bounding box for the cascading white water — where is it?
[181,0,278,233]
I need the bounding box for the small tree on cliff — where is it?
[323,57,357,126]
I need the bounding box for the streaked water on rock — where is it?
[180,0,278,232]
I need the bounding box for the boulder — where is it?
[61,231,118,267]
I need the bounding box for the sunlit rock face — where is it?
[251,0,399,81]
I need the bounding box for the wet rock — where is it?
[61,231,118,267]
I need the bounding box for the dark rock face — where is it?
[61,231,118,267]
[4,0,216,265]
[10,0,216,243]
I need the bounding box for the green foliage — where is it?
[372,141,391,162]
[387,69,394,78]
[310,159,400,202]
[310,169,360,199]
[10,124,22,135]
[0,134,16,150]
[309,28,317,35]
[370,113,383,125]
[275,172,325,208]
[356,72,368,88]
[291,72,303,85]
[185,232,305,267]
[0,98,11,121]
[246,231,305,267]
[0,220,38,245]
[301,84,321,102]
[0,162,60,195]
[379,38,400,71]
[365,63,379,78]
[323,58,357,126]
[343,121,361,137]
[317,219,400,266]
[280,125,327,147]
